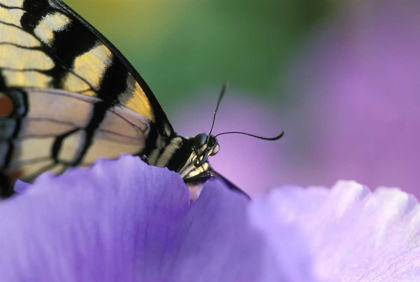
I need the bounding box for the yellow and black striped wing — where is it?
[0,0,174,194]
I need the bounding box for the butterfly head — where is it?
[170,133,219,192]
[192,133,220,167]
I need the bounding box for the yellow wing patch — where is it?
[0,0,24,8]
[72,41,113,90]
[34,12,71,47]
[0,23,41,47]
[0,45,54,70]
[119,73,154,122]
[18,137,56,161]
[62,72,92,94]
[0,6,25,27]
[2,70,52,88]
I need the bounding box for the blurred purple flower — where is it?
[1,155,420,281]
[171,0,420,199]
[284,0,420,196]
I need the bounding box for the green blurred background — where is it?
[65,0,334,115]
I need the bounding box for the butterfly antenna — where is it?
[208,82,228,137]
[215,130,285,141]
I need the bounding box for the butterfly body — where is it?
[0,0,255,200]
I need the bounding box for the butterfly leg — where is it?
[139,155,149,165]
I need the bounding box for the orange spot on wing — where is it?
[6,169,24,185]
[0,93,14,117]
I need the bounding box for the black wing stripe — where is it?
[3,139,14,169]
[19,0,137,107]
[0,141,11,167]
[0,172,13,197]
[21,0,125,166]
[0,20,25,29]
[53,0,174,137]
[51,127,78,163]
[20,1,136,167]
[0,42,40,50]
[69,102,108,166]
[0,71,6,91]
[98,58,128,103]
[20,2,99,91]
[0,4,24,10]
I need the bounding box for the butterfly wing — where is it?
[0,0,175,195]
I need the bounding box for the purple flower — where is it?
[284,0,420,197]
[1,155,420,281]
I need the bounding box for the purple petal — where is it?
[0,156,189,281]
[13,180,32,194]
[0,155,295,281]
[165,180,299,282]
[4,155,418,281]
[251,181,420,281]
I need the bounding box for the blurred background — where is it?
[66,0,420,198]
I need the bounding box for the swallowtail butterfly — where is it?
[0,0,283,199]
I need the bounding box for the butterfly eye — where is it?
[210,144,220,156]
[194,133,208,149]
